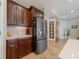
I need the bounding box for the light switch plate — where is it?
[0,1,1,6]
[0,31,1,35]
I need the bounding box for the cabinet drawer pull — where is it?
[10,41,16,42]
[10,45,15,47]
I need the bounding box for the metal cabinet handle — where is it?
[39,30,42,37]
[10,45,15,47]
[10,41,16,43]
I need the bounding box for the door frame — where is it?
[47,18,59,42]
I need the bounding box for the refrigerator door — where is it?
[35,39,47,54]
[36,17,44,40]
[33,17,47,54]
[35,20,47,54]
[43,20,47,39]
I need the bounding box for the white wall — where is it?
[68,19,79,39]
[58,19,79,39]
[44,7,79,40]
[0,0,6,59]
[58,20,68,39]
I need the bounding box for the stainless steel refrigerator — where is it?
[33,17,47,54]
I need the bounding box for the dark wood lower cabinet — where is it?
[6,40,17,59]
[6,38,32,59]
[17,38,32,58]
[24,39,32,55]
[17,39,25,58]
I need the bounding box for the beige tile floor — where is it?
[20,39,67,59]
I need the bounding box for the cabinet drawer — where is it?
[7,40,17,45]
[6,40,17,59]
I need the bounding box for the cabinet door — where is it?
[24,39,32,55]
[32,8,44,18]
[16,5,23,26]
[7,1,17,25]
[28,11,33,27]
[6,40,17,59]
[27,39,32,52]
[23,9,29,26]
[36,10,44,18]
[17,39,25,58]
[16,5,28,26]
[17,38,32,58]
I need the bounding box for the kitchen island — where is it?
[59,39,79,59]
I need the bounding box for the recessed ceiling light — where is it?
[52,8,56,12]
[52,8,58,15]
[70,10,74,13]
[69,0,72,2]
[71,54,75,57]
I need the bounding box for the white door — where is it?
[48,18,59,41]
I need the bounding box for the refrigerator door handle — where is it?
[39,30,42,37]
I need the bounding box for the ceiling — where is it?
[44,0,79,20]
[13,0,79,20]
[13,0,44,11]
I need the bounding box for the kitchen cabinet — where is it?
[7,1,29,26]
[7,1,44,27]
[6,37,32,59]
[17,39,25,58]
[24,39,32,55]
[7,1,17,25]
[29,6,44,18]
[17,38,32,58]
[6,40,17,59]
[16,5,29,26]
[29,6,44,27]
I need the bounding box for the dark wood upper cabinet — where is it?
[7,1,29,26]
[7,1,17,25]
[16,5,29,26]
[29,6,44,18]
[7,1,44,27]
[28,6,44,27]
[23,9,29,26]
[16,5,26,26]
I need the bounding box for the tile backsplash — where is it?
[7,26,27,37]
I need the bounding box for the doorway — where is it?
[48,19,59,42]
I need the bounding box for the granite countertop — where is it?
[59,39,79,59]
[7,35,32,40]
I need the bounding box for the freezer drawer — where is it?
[35,39,47,54]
